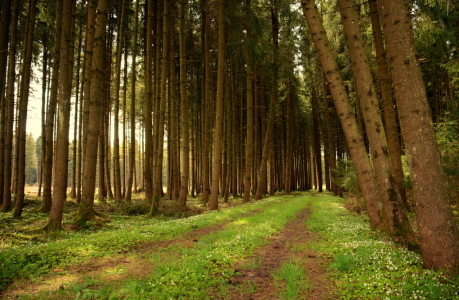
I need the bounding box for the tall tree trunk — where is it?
[38,36,48,198]
[144,0,154,204]
[301,0,383,230]
[255,4,278,201]
[77,0,108,224]
[113,0,126,203]
[209,0,225,210]
[1,0,19,213]
[338,0,417,249]
[13,0,37,218]
[42,0,64,213]
[243,0,253,203]
[178,0,190,209]
[47,0,74,228]
[125,0,140,202]
[70,27,82,199]
[379,0,459,271]
[201,0,211,205]
[369,0,407,207]
[150,0,169,215]
[311,86,322,192]
[0,0,12,205]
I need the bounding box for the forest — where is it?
[0,0,459,298]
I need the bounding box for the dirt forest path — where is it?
[2,196,335,299]
[226,203,335,299]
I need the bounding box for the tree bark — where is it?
[47,0,74,228]
[125,0,140,203]
[77,0,108,224]
[338,0,417,249]
[150,0,169,215]
[1,0,19,213]
[13,0,37,218]
[144,0,154,204]
[178,0,190,209]
[379,0,459,271]
[369,0,407,207]
[0,0,12,204]
[243,0,254,203]
[301,0,383,230]
[209,0,225,210]
[113,0,126,203]
[41,0,64,213]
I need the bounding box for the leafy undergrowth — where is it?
[308,194,459,300]
[0,195,282,291]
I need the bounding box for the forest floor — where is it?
[1,191,458,299]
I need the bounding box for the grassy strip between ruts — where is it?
[308,193,459,300]
[0,196,293,291]
[24,194,309,299]
[111,194,310,299]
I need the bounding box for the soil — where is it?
[224,204,336,300]
[1,204,335,299]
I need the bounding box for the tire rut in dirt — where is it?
[226,204,335,300]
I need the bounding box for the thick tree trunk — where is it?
[209,0,225,210]
[13,0,37,218]
[369,0,407,207]
[77,0,108,224]
[48,0,74,227]
[338,0,417,249]
[301,0,383,230]
[379,0,459,271]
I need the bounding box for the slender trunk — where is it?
[38,37,48,198]
[301,0,383,230]
[311,86,322,192]
[201,0,211,205]
[13,0,37,218]
[47,0,74,228]
[209,0,225,210]
[1,0,19,212]
[113,0,126,203]
[42,0,64,213]
[0,0,12,205]
[150,0,169,215]
[243,0,253,203]
[255,5,278,201]
[125,0,140,202]
[70,28,82,199]
[379,0,459,270]
[178,0,190,208]
[144,0,154,203]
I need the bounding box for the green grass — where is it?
[0,196,290,291]
[112,195,310,299]
[307,194,459,300]
[273,258,310,300]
